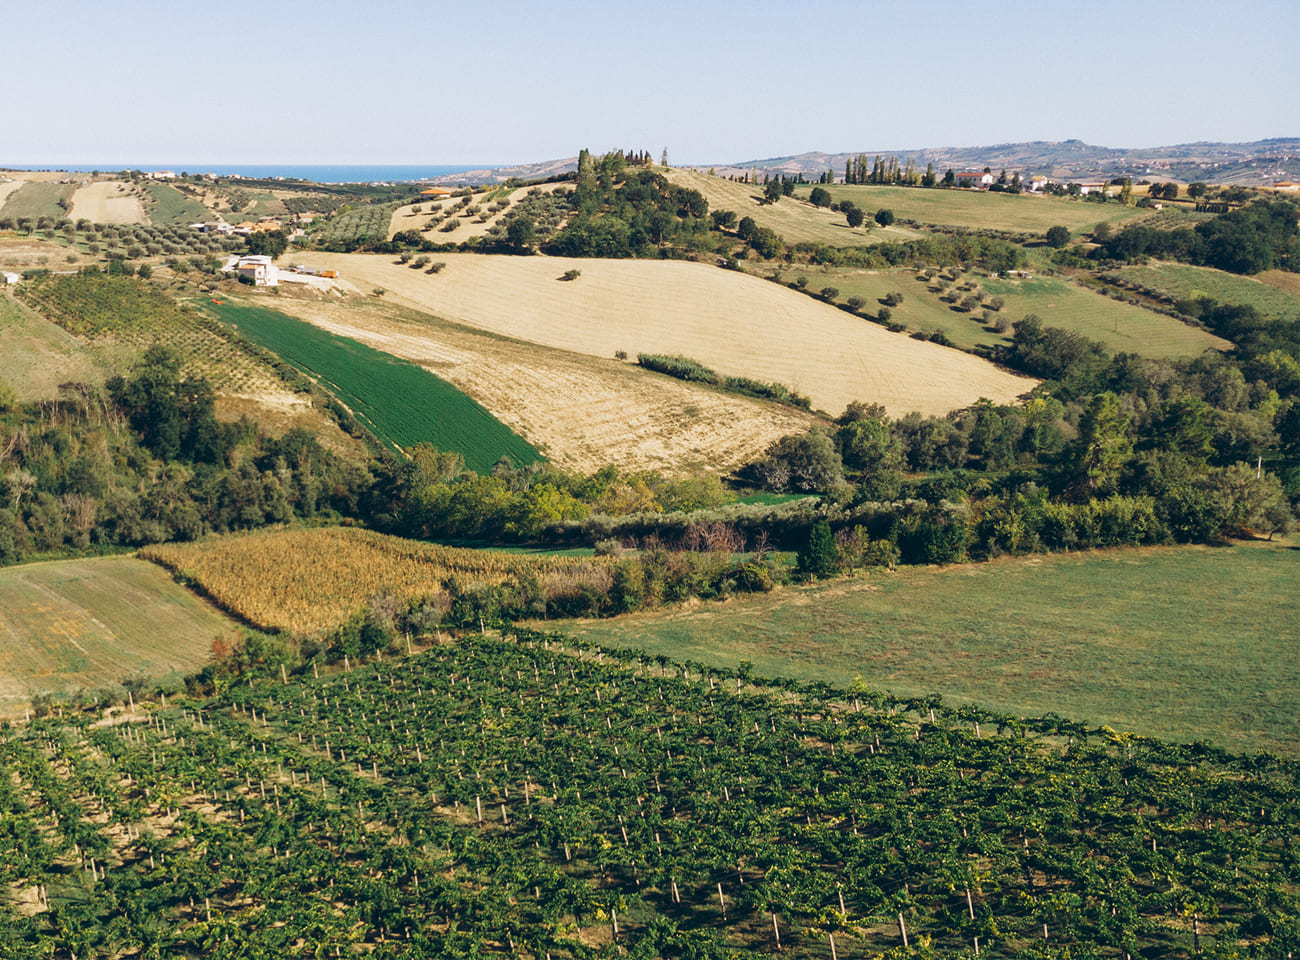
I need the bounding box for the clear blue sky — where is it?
[5,0,1296,166]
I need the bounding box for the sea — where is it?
[0,163,493,184]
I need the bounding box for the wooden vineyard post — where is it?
[974,936,980,956]
[966,886,975,920]
[717,882,726,922]
[837,884,845,914]
[828,932,838,960]
[281,663,288,685]
[898,913,909,947]
[772,913,781,950]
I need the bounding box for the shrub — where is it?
[637,353,720,384]
[560,269,581,281]
[819,286,839,301]
[883,291,904,306]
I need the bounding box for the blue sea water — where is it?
[0,163,492,184]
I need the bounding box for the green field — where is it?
[797,183,1150,234]
[0,556,232,715]
[1114,262,1300,320]
[0,292,118,399]
[208,300,543,471]
[144,182,210,224]
[553,539,1300,756]
[757,266,1228,357]
[0,181,74,221]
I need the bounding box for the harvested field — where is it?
[142,526,616,635]
[0,557,232,716]
[279,253,1036,419]
[1258,269,1300,304]
[249,291,820,475]
[69,181,144,224]
[0,180,24,207]
[0,237,73,273]
[387,182,569,243]
[666,169,921,247]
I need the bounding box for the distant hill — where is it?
[429,138,1300,187]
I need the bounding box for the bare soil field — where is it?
[1258,269,1300,304]
[253,290,820,475]
[0,556,234,717]
[0,179,25,207]
[0,236,73,272]
[280,253,1036,419]
[665,169,922,247]
[69,181,144,224]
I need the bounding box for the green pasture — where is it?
[0,181,74,221]
[799,184,1148,234]
[980,274,1229,356]
[0,556,230,715]
[144,182,210,224]
[208,300,542,471]
[1114,262,1300,320]
[553,539,1300,756]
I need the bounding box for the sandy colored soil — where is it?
[0,237,72,272]
[0,180,25,206]
[69,181,144,224]
[279,253,1036,419]
[1258,269,1300,300]
[666,169,921,247]
[255,291,819,475]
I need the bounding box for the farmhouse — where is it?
[2,271,21,285]
[235,255,278,286]
[956,171,995,189]
[1024,175,1051,193]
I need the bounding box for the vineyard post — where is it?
[829,932,838,960]
[838,883,845,914]
[772,913,782,949]
[898,913,909,947]
[966,886,974,920]
[718,882,726,922]
[974,936,980,956]
[281,663,288,684]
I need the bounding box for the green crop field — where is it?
[796,184,1149,234]
[207,300,543,471]
[1113,262,1300,320]
[0,181,74,221]
[0,556,232,715]
[553,539,1300,756]
[144,182,210,225]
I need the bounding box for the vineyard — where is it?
[16,274,298,401]
[0,628,1296,959]
[142,527,613,634]
[206,300,543,470]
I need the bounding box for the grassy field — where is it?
[754,265,1228,357]
[1114,262,1300,320]
[666,169,922,247]
[978,274,1230,356]
[0,291,118,398]
[207,299,542,470]
[288,252,1035,419]
[144,182,210,224]
[0,556,233,715]
[552,539,1300,756]
[0,181,74,221]
[1259,269,1300,302]
[793,183,1149,233]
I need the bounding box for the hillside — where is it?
[275,252,1037,420]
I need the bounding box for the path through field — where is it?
[282,253,1036,419]
[257,293,820,475]
[69,181,145,224]
[0,557,234,716]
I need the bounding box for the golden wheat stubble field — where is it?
[259,293,820,475]
[281,253,1037,422]
[68,180,145,224]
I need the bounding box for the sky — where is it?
[3,0,1297,167]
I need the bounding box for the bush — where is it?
[883,291,904,306]
[560,269,581,281]
[637,353,720,384]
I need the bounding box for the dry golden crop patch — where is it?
[142,526,614,635]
